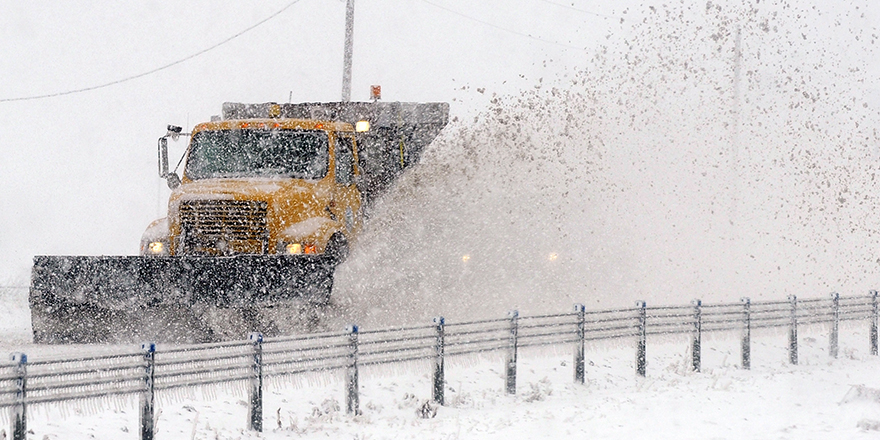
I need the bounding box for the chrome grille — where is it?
[179,200,268,253]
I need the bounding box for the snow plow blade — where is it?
[30,255,334,344]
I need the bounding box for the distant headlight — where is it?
[286,243,303,255]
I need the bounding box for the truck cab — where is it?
[141,117,361,261]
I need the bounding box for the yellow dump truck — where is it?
[30,101,448,343]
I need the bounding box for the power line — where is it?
[420,0,586,50]
[0,0,304,103]
[537,0,618,20]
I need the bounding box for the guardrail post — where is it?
[872,290,878,356]
[345,325,359,415]
[248,332,263,431]
[432,317,445,405]
[10,353,26,440]
[692,299,702,373]
[788,295,798,365]
[636,301,647,377]
[830,293,839,359]
[741,297,751,370]
[140,342,156,440]
[506,310,519,395]
[574,304,585,384]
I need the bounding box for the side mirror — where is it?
[158,136,170,178]
[157,125,189,190]
[165,173,181,190]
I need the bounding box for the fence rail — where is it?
[2,291,878,439]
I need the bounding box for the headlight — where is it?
[279,242,318,255]
[143,240,169,256]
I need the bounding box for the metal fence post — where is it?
[140,343,156,440]
[692,299,702,373]
[636,301,647,377]
[830,293,839,359]
[506,310,519,395]
[788,295,798,365]
[345,325,359,415]
[10,353,26,440]
[432,317,445,405]
[574,304,585,384]
[248,332,263,431]
[872,290,878,356]
[741,297,751,370]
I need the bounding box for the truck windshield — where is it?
[185,129,329,180]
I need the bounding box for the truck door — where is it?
[332,134,362,239]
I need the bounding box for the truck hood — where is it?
[171,178,325,202]
[168,177,333,227]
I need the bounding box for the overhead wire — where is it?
[0,0,304,103]
[419,0,587,50]
[2,0,619,103]
[536,0,618,20]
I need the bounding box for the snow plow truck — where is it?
[30,100,449,343]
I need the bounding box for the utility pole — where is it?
[342,0,355,102]
[729,25,743,296]
[730,25,742,228]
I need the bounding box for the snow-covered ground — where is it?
[4,285,880,439]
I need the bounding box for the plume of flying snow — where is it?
[333,0,880,327]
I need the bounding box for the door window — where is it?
[335,136,355,185]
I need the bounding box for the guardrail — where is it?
[1,292,877,439]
